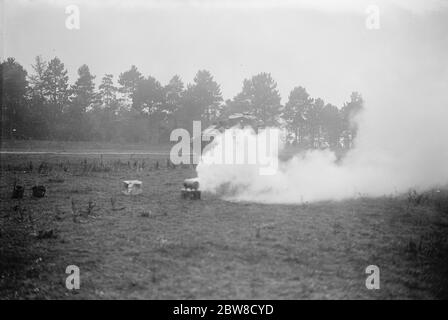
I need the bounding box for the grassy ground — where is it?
[1,150,448,299]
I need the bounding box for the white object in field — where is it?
[182,177,201,200]
[122,180,142,195]
[183,177,200,190]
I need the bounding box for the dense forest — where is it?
[1,56,363,149]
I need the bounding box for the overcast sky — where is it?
[2,0,448,106]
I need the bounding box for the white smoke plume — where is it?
[196,73,448,204]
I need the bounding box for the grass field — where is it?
[1,144,448,299]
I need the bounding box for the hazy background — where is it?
[3,0,447,106]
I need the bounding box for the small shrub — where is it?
[407,189,428,206]
[11,185,24,199]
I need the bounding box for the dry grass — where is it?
[0,151,447,299]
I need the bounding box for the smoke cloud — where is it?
[196,68,448,203]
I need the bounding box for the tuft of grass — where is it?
[407,189,428,207]
[36,229,58,240]
[429,189,448,215]
[140,210,151,218]
[110,196,125,211]
[71,198,78,223]
[85,199,97,216]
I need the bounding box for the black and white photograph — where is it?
[1,0,448,304]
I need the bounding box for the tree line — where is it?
[1,56,363,149]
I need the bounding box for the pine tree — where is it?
[67,64,95,140]
[0,58,29,138]
[283,86,312,145]
[341,92,363,148]
[232,72,282,127]
[118,65,143,109]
